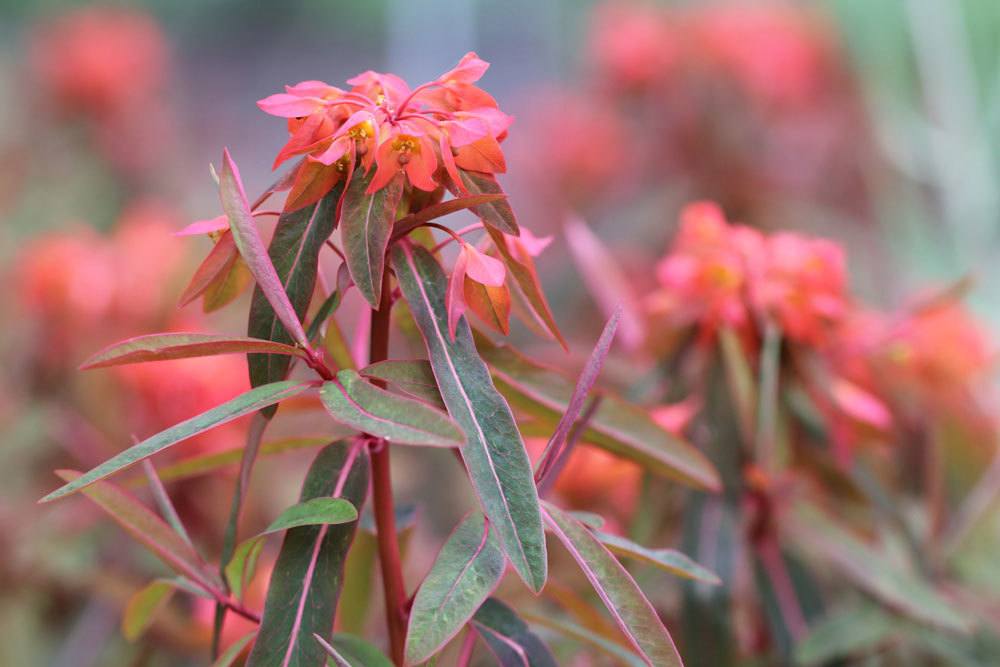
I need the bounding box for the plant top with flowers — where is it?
[39,53,720,667]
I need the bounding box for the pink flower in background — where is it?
[590,2,680,92]
[649,201,762,335]
[750,231,847,345]
[29,6,168,120]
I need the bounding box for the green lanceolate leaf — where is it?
[543,502,683,667]
[80,332,305,369]
[520,612,646,667]
[340,168,404,308]
[261,497,358,535]
[454,170,519,235]
[222,149,311,350]
[788,504,972,633]
[247,178,342,415]
[360,359,446,410]
[795,604,897,666]
[390,193,506,242]
[212,631,257,667]
[319,370,464,447]
[225,536,264,602]
[405,512,505,664]
[595,531,722,585]
[321,634,393,667]
[53,472,219,592]
[392,242,547,592]
[478,338,720,492]
[40,381,312,503]
[306,262,352,343]
[484,225,566,348]
[122,579,176,641]
[472,598,557,667]
[246,442,369,667]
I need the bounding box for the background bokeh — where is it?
[3,1,1000,665]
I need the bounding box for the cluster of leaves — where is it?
[42,58,721,667]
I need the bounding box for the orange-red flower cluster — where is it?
[258,53,512,210]
[649,201,846,345]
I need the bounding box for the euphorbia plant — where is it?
[40,54,719,666]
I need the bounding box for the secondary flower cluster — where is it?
[258,53,512,210]
[649,202,997,459]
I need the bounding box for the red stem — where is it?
[368,269,408,666]
[456,627,477,667]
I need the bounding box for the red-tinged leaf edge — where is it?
[80,333,307,369]
[390,193,507,242]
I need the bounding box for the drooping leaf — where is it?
[340,167,404,308]
[535,308,620,486]
[595,531,721,586]
[786,504,972,633]
[211,631,257,667]
[221,149,311,350]
[246,170,343,415]
[122,579,176,641]
[478,338,719,492]
[405,512,505,664]
[484,226,566,347]
[390,193,506,241]
[392,242,547,592]
[178,230,239,307]
[472,598,557,667]
[261,497,358,535]
[80,332,305,369]
[319,370,464,447]
[359,359,445,410]
[225,536,264,602]
[53,471,219,592]
[543,502,683,667]
[40,381,313,503]
[520,612,646,667]
[246,442,369,667]
[452,170,519,235]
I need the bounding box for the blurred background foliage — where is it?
[3,1,1000,666]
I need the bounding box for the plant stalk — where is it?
[368,268,408,666]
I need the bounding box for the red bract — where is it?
[258,52,512,209]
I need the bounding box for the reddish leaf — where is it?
[178,230,239,307]
[464,279,511,336]
[451,170,518,235]
[220,149,311,350]
[390,193,506,242]
[80,332,307,369]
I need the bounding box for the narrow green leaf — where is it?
[520,611,646,667]
[319,370,464,447]
[795,604,896,666]
[472,598,557,667]
[454,170,519,235]
[405,512,505,664]
[478,338,720,492]
[392,242,547,592]
[211,631,257,667]
[247,177,342,416]
[788,504,972,633]
[340,167,404,308]
[595,531,722,585]
[262,497,358,534]
[144,436,340,485]
[246,442,369,667]
[543,502,683,667]
[40,381,312,503]
[81,332,305,369]
[360,359,445,410]
[122,579,175,641]
[306,263,352,343]
[53,471,219,592]
[221,149,310,350]
[225,535,264,601]
[325,634,394,667]
[484,226,566,347]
